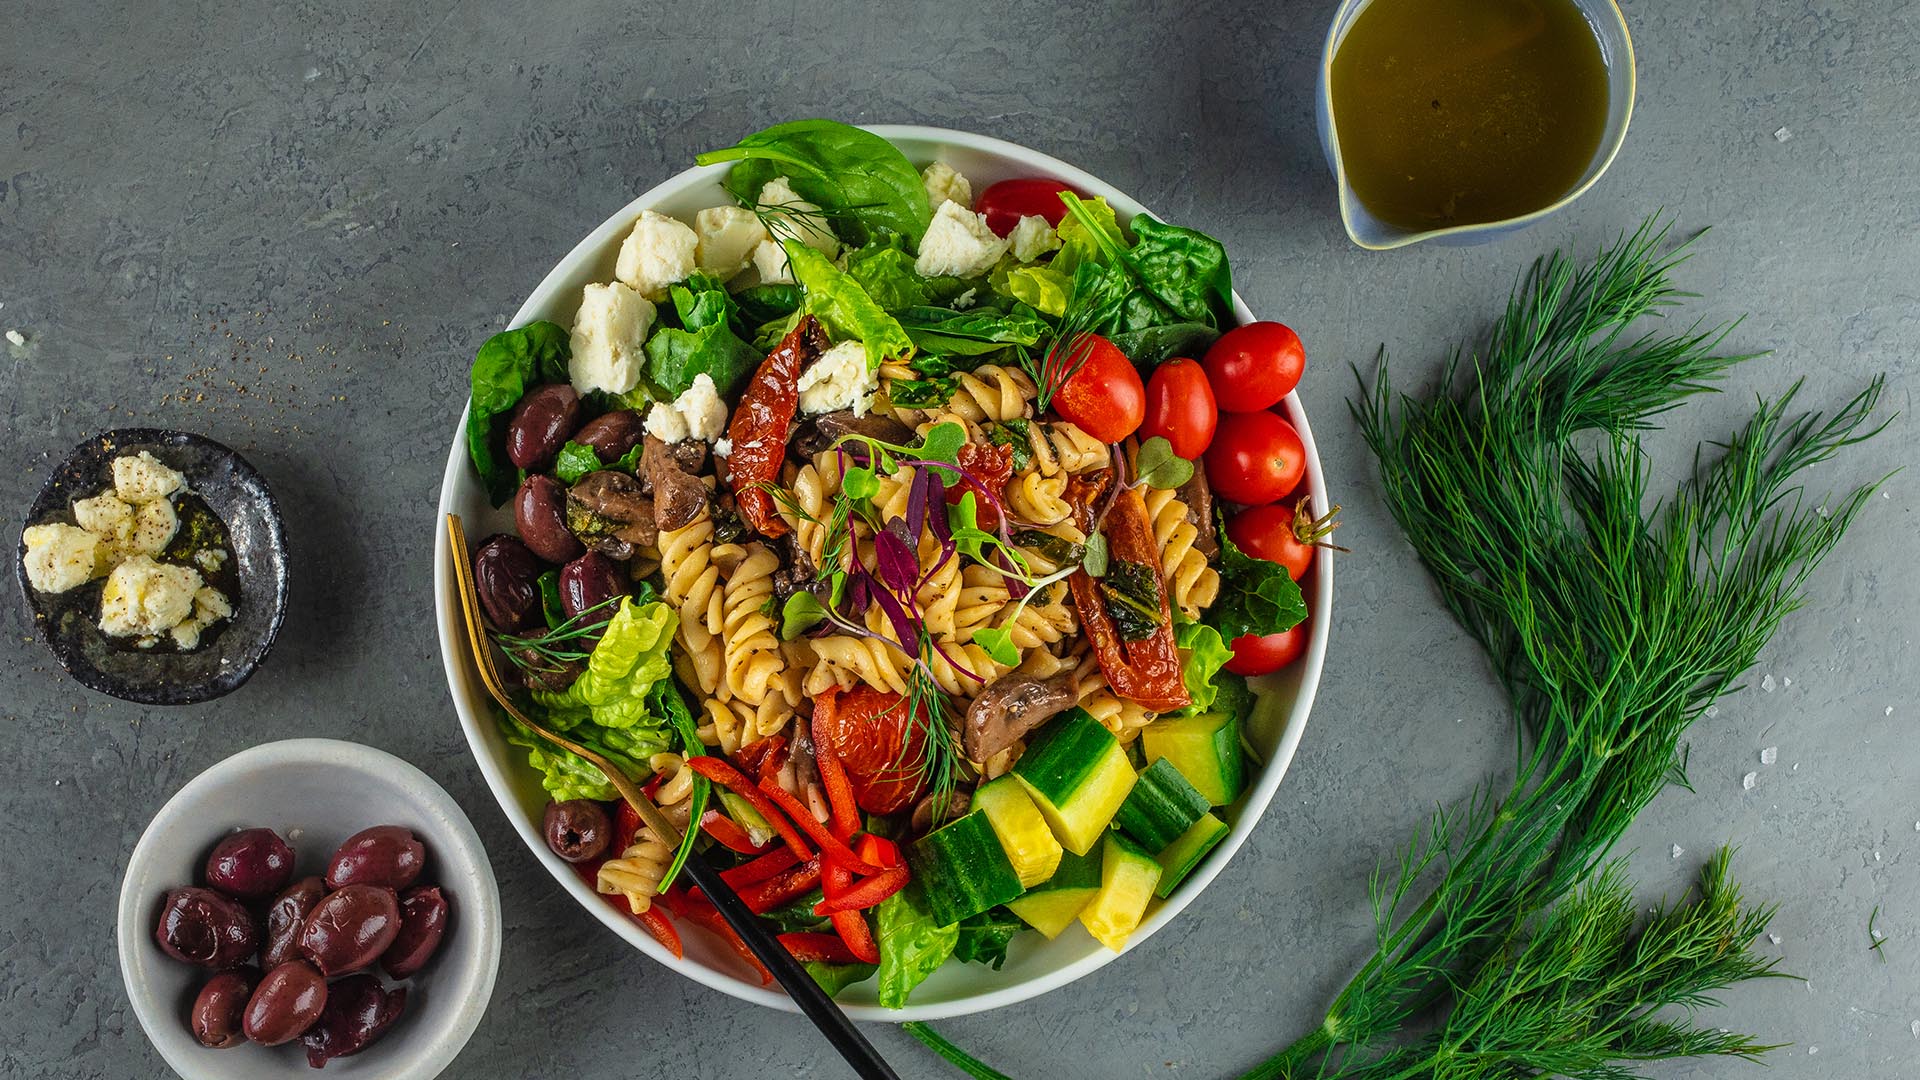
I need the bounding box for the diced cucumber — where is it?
[1152,813,1230,898]
[1013,708,1138,855]
[1141,711,1244,806]
[1077,832,1162,951]
[1114,758,1212,852]
[1005,846,1102,939]
[909,810,1026,927]
[971,777,1064,888]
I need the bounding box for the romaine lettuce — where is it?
[784,240,915,370]
[875,881,958,1008]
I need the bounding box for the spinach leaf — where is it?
[785,240,915,370]
[1101,559,1166,641]
[987,419,1034,471]
[807,962,878,997]
[762,889,832,933]
[734,283,802,328]
[953,908,1022,970]
[895,305,1048,357]
[888,377,955,409]
[1109,322,1220,369]
[553,441,603,485]
[466,320,570,505]
[1206,519,1309,642]
[697,119,932,245]
[1127,215,1234,327]
[644,273,762,398]
[875,882,959,1008]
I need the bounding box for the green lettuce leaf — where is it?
[785,240,915,370]
[991,262,1071,316]
[953,909,1021,970]
[1205,526,1309,643]
[697,119,932,245]
[1052,195,1127,275]
[808,962,879,997]
[466,321,570,505]
[1174,618,1233,714]
[875,881,959,1009]
[645,273,762,398]
[529,598,678,729]
[894,305,1048,357]
[846,242,929,312]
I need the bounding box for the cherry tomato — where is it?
[812,686,929,815]
[1202,322,1306,413]
[1226,496,1341,582]
[1140,358,1217,459]
[1050,334,1144,444]
[973,178,1084,237]
[1224,621,1310,676]
[1204,410,1306,506]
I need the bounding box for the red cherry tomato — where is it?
[1051,335,1145,444]
[1204,410,1306,506]
[1140,358,1217,459]
[1226,496,1341,582]
[974,178,1084,237]
[1202,322,1306,413]
[1224,621,1310,676]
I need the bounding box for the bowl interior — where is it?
[433,125,1333,1020]
[117,739,500,1080]
[17,428,290,705]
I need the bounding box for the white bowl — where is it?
[117,738,502,1080]
[432,125,1332,1021]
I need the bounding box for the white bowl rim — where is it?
[115,737,503,1080]
[431,123,1332,1021]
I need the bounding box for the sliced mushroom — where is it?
[566,470,656,555]
[962,673,1079,762]
[909,789,975,838]
[793,411,916,459]
[1177,463,1218,559]
[642,435,711,533]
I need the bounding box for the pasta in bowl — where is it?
[433,122,1331,1020]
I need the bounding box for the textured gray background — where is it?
[2,1,1915,1077]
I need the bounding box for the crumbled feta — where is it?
[952,288,978,309]
[569,282,656,396]
[693,206,770,281]
[130,499,179,556]
[22,524,100,593]
[757,177,839,257]
[645,373,728,444]
[112,451,185,504]
[915,200,1008,279]
[99,555,201,639]
[170,585,232,650]
[712,437,732,459]
[194,548,229,573]
[4,329,23,347]
[1009,214,1060,262]
[1670,844,1683,859]
[751,239,795,285]
[1760,672,1776,692]
[1760,746,1778,765]
[921,162,972,210]
[797,341,877,417]
[1741,771,1757,791]
[73,494,135,547]
[614,210,699,300]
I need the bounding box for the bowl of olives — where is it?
[117,739,500,1079]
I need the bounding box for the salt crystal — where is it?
[1761,674,1777,693]
[4,329,23,346]
[1671,843,1685,859]
[1761,746,1778,765]
[1705,704,1721,719]
[1769,933,1782,945]
[1742,771,1758,791]
[1873,927,1885,939]
[1888,706,1895,716]
[1775,126,1793,142]
[1875,851,1882,861]
[1793,763,1800,770]
[1911,1019,1919,1038]
[1783,677,1793,688]
[1809,1047,1819,1055]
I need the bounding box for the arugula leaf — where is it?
[895,305,1048,357]
[697,119,932,244]
[784,240,915,370]
[987,419,1034,472]
[553,441,602,485]
[1173,618,1232,713]
[1134,435,1194,489]
[466,320,571,505]
[644,274,763,398]
[1127,215,1234,327]
[971,626,1019,667]
[875,882,959,1008]
[1206,522,1309,642]
[781,591,829,639]
[954,909,1022,970]
[808,962,878,997]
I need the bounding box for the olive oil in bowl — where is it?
[1329,0,1614,233]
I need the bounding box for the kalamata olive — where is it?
[261,876,327,970]
[559,551,625,622]
[380,886,451,978]
[189,967,258,1048]
[473,533,545,632]
[242,960,327,1046]
[303,973,408,1068]
[154,887,259,969]
[543,800,611,864]
[506,383,582,470]
[203,827,295,900]
[515,473,584,564]
[574,409,646,462]
[324,826,426,891]
[299,884,401,976]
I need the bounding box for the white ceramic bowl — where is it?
[433,125,1332,1021]
[117,738,502,1080]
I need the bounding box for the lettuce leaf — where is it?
[895,305,1047,357]
[1174,618,1233,713]
[990,262,1071,316]
[953,909,1021,970]
[785,240,915,370]
[466,321,570,505]
[530,597,678,729]
[808,962,879,997]
[875,881,958,1008]
[644,272,762,398]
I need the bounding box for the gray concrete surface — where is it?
[2,1,1915,1077]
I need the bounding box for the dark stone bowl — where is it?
[16,429,289,705]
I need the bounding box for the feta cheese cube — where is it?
[915,200,1008,279]
[758,177,839,257]
[614,210,699,300]
[569,282,657,396]
[98,555,201,638]
[22,523,100,593]
[112,451,184,504]
[694,206,771,281]
[1009,214,1061,262]
[797,341,877,417]
[645,373,728,444]
[921,162,972,211]
[751,239,795,285]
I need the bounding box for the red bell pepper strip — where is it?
[633,905,683,959]
[833,910,881,964]
[699,809,773,856]
[734,856,822,915]
[685,756,815,861]
[855,834,902,869]
[812,866,910,915]
[778,931,863,965]
[661,889,773,986]
[735,733,784,777]
[1065,472,1191,712]
[947,439,1015,530]
[756,777,885,875]
[728,316,830,538]
[757,736,793,785]
[810,703,863,841]
[719,846,802,888]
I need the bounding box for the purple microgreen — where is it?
[874,527,921,596]
[867,578,921,657]
[905,468,932,542]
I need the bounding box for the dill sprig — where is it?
[489,595,624,680]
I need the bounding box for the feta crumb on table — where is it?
[797,340,877,417]
[915,199,1008,279]
[921,162,972,211]
[614,210,699,300]
[569,281,656,396]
